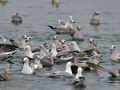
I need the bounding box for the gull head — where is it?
[69,41,81,51]
[66,62,72,67]
[94,11,100,16]
[75,67,83,79]
[24,45,31,51]
[22,35,27,40]
[110,45,116,53]
[23,57,29,63]
[69,16,75,23]
[89,38,94,43]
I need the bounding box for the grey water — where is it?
[0,0,120,90]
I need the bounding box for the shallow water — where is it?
[0,0,120,90]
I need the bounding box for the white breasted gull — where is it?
[22,57,35,75]
[110,45,120,61]
[90,11,100,25]
[68,41,81,52]
[71,67,86,88]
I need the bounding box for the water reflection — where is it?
[91,25,100,31]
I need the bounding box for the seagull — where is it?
[69,16,75,23]
[68,41,81,52]
[0,64,11,81]
[110,45,120,61]
[22,57,35,75]
[86,62,120,80]
[71,67,86,88]
[9,35,28,49]
[52,0,60,8]
[48,19,74,34]
[47,62,73,78]
[0,43,18,61]
[70,26,84,41]
[58,19,66,27]
[0,0,8,4]
[50,43,58,57]
[23,45,48,60]
[0,36,7,44]
[32,55,43,70]
[83,38,100,57]
[90,11,100,25]
[11,13,22,25]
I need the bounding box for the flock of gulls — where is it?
[0,0,120,88]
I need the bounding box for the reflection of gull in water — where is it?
[47,62,73,78]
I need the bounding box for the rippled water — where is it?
[0,0,120,90]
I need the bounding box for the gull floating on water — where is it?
[83,38,100,57]
[48,19,74,34]
[11,13,22,25]
[0,0,8,4]
[0,36,7,44]
[47,62,73,78]
[90,11,100,25]
[52,0,60,8]
[70,26,84,41]
[68,41,81,52]
[9,35,28,49]
[110,45,120,61]
[50,43,58,57]
[71,67,86,88]
[22,57,36,75]
[0,43,18,61]
[69,16,75,23]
